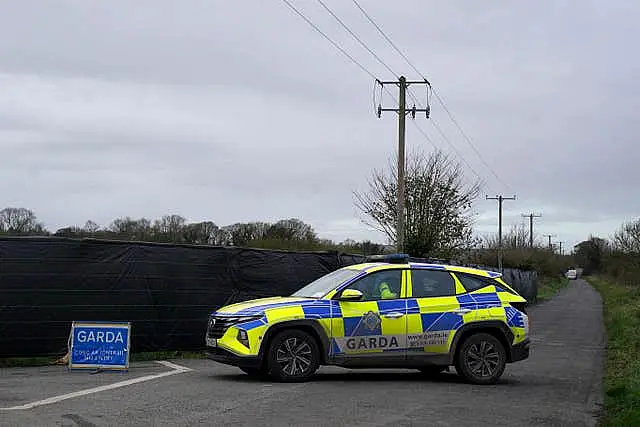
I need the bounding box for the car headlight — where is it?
[227,315,264,324]
[210,314,263,325]
[207,314,264,337]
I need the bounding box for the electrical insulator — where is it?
[377,104,382,118]
[411,105,416,119]
[426,106,431,119]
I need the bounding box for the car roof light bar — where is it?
[364,253,410,264]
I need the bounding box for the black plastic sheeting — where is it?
[0,237,365,358]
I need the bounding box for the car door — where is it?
[407,268,474,356]
[329,269,408,359]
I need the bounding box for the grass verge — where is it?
[0,350,206,369]
[586,276,640,426]
[536,275,570,303]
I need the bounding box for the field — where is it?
[586,276,640,426]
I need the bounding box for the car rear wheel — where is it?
[266,329,320,382]
[455,333,506,385]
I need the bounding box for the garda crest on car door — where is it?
[330,269,408,358]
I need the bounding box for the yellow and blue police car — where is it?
[205,254,530,385]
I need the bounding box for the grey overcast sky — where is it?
[1,0,639,251]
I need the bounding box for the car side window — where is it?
[343,270,403,301]
[410,269,456,298]
[456,273,491,293]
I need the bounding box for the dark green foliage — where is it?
[574,236,609,275]
[0,207,387,256]
[587,277,640,426]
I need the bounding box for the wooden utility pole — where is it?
[376,76,430,252]
[521,212,542,247]
[543,234,555,251]
[486,194,516,271]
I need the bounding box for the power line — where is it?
[429,119,492,193]
[282,0,490,194]
[376,85,483,186]
[378,84,491,193]
[350,0,513,194]
[315,0,397,78]
[380,87,492,193]
[376,76,431,252]
[280,0,377,79]
[351,0,422,78]
[315,0,429,108]
[431,89,515,193]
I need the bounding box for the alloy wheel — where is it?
[275,337,312,376]
[466,340,501,378]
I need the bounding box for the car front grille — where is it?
[207,315,263,339]
[207,316,238,339]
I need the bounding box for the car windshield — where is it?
[291,268,363,298]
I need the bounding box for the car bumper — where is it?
[205,346,262,369]
[510,338,530,362]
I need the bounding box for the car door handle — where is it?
[454,308,472,314]
[383,312,404,319]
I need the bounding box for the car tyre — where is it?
[455,333,506,385]
[266,329,320,383]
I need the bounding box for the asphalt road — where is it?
[0,279,605,427]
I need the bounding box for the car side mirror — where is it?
[337,289,363,301]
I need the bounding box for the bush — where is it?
[602,252,640,287]
[468,247,572,278]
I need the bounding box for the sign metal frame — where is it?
[68,321,132,371]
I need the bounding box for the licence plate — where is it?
[206,337,217,347]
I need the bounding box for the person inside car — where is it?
[377,274,399,299]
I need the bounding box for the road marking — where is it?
[0,361,193,411]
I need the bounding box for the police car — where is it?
[205,254,530,385]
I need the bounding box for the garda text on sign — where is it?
[69,321,131,370]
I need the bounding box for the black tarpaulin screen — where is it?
[0,237,365,358]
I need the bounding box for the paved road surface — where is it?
[0,279,605,426]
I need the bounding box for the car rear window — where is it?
[456,273,491,292]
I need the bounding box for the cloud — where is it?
[0,0,638,248]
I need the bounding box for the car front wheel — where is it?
[266,329,320,382]
[455,332,506,385]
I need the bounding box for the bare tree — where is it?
[183,221,230,245]
[153,215,187,242]
[0,207,45,235]
[483,222,530,250]
[83,220,100,234]
[612,217,640,253]
[354,149,482,258]
[222,222,271,246]
[109,217,153,240]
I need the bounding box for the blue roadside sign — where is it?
[68,321,131,371]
